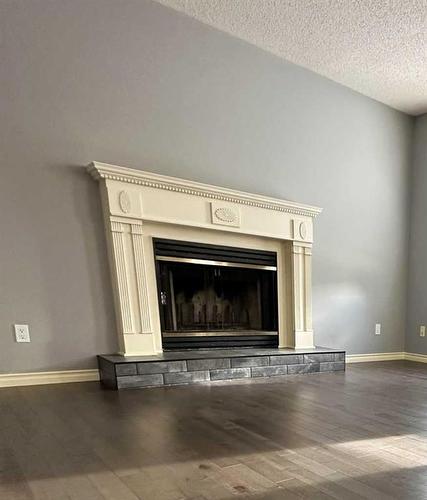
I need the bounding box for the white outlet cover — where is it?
[420,325,426,337]
[14,324,30,343]
[375,323,381,335]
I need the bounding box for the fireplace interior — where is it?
[154,239,278,349]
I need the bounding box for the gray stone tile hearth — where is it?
[186,358,230,371]
[251,365,289,377]
[98,347,346,390]
[117,373,164,389]
[137,360,187,375]
[210,367,251,380]
[164,370,210,385]
[231,356,269,368]
[288,363,321,374]
[269,354,304,365]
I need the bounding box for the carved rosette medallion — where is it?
[118,190,131,214]
[214,207,237,223]
[211,202,240,227]
[299,221,307,240]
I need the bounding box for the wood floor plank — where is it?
[0,361,426,499]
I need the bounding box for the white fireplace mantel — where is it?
[88,161,322,356]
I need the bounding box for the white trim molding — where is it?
[87,162,323,218]
[0,369,99,388]
[346,352,405,363]
[88,162,323,355]
[345,352,427,363]
[405,352,427,363]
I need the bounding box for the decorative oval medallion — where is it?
[118,190,131,214]
[214,207,238,224]
[299,221,307,240]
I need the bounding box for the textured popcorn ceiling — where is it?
[155,0,427,115]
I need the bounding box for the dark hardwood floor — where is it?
[1,361,426,499]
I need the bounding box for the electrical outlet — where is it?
[375,323,381,335]
[14,324,30,343]
[420,325,426,337]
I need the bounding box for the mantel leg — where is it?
[291,243,314,349]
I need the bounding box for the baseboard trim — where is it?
[346,352,405,363]
[404,352,427,363]
[0,369,99,388]
[346,352,427,364]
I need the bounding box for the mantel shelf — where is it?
[88,161,323,219]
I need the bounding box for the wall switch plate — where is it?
[420,325,426,337]
[375,323,381,335]
[14,324,30,343]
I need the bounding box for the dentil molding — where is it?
[87,162,322,219]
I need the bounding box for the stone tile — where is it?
[187,358,230,371]
[164,370,210,385]
[320,362,345,372]
[99,371,117,389]
[98,357,115,375]
[98,358,117,389]
[117,374,164,389]
[115,363,137,376]
[210,368,251,381]
[304,353,334,363]
[251,366,288,377]
[100,349,345,390]
[288,363,320,374]
[137,360,187,375]
[269,355,304,365]
[231,357,268,368]
[99,347,340,364]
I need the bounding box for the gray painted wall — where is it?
[406,114,427,354]
[1,0,414,373]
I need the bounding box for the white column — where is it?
[110,220,133,334]
[291,242,314,348]
[106,218,157,356]
[130,223,152,334]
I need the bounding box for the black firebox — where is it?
[154,239,278,349]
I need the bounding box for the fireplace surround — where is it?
[88,162,322,357]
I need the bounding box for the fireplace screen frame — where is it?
[154,238,279,348]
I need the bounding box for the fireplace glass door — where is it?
[154,239,278,349]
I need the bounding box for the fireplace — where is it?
[154,239,278,348]
[88,162,322,356]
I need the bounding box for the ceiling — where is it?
[155,0,427,116]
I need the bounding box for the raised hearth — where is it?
[98,347,346,390]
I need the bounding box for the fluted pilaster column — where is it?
[291,243,314,348]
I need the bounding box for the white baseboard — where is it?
[0,369,99,388]
[404,352,427,363]
[346,352,427,364]
[346,352,405,363]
